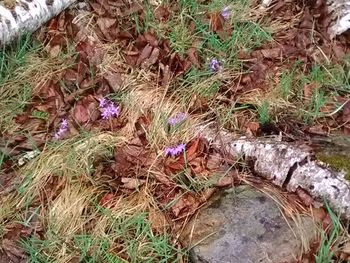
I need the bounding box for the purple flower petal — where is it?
[99,97,120,120]
[168,112,187,126]
[209,58,222,72]
[54,118,69,140]
[221,7,230,19]
[98,98,107,108]
[165,143,186,157]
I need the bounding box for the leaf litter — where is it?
[0,0,350,261]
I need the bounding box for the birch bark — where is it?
[0,0,76,45]
[199,125,350,219]
[261,0,350,38]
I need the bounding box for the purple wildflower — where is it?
[221,7,230,19]
[98,98,120,120]
[54,118,68,140]
[99,98,107,108]
[164,143,186,157]
[168,112,187,126]
[209,58,222,72]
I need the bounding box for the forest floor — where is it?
[0,0,350,262]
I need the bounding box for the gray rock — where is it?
[182,186,319,263]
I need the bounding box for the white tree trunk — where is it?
[327,0,350,38]
[261,0,350,38]
[0,0,76,45]
[199,124,350,219]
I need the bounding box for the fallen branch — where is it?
[0,0,76,45]
[199,124,350,219]
[261,0,350,38]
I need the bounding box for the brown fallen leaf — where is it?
[303,82,318,101]
[72,95,100,125]
[245,121,260,136]
[171,192,200,218]
[1,239,27,263]
[73,103,89,124]
[149,208,169,232]
[215,173,236,187]
[141,47,160,68]
[187,47,201,69]
[310,207,327,223]
[136,44,153,66]
[206,153,222,171]
[165,137,207,173]
[183,137,201,161]
[342,241,350,254]
[99,193,115,207]
[190,157,206,174]
[90,2,105,16]
[209,12,224,32]
[341,100,350,123]
[104,72,123,92]
[144,32,159,47]
[154,5,170,22]
[260,48,283,59]
[122,2,143,17]
[48,45,61,58]
[296,188,314,206]
[97,17,117,40]
[121,178,146,190]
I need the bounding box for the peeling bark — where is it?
[0,0,76,45]
[261,0,350,38]
[199,125,350,219]
[327,0,350,38]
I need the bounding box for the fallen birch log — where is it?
[261,0,350,38]
[199,125,350,219]
[327,0,350,37]
[0,0,76,45]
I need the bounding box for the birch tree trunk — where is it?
[199,124,350,219]
[261,0,350,38]
[0,0,76,45]
[327,0,350,37]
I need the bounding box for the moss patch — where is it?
[316,153,350,180]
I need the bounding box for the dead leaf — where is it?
[141,47,160,68]
[187,47,201,68]
[48,45,61,58]
[311,207,327,223]
[144,32,159,47]
[171,192,200,218]
[246,121,260,136]
[149,208,169,232]
[104,72,123,91]
[192,159,207,175]
[97,17,117,39]
[304,82,318,100]
[209,12,224,32]
[137,44,153,66]
[72,95,99,125]
[342,241,350,254]
[206,153,222,171]
[122,2,143,16]
[215,173,236,187]
[73,103,89,124]
[341,100,350,123]
[296,188,314,206]
[154,5,170,21]
[99,193,115,207]
[121,178,146,189]
[90,2,105,16]
[165,137,207,173]
[1,239,26,262]
[306,124,328,135]
[260,48,282,59]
